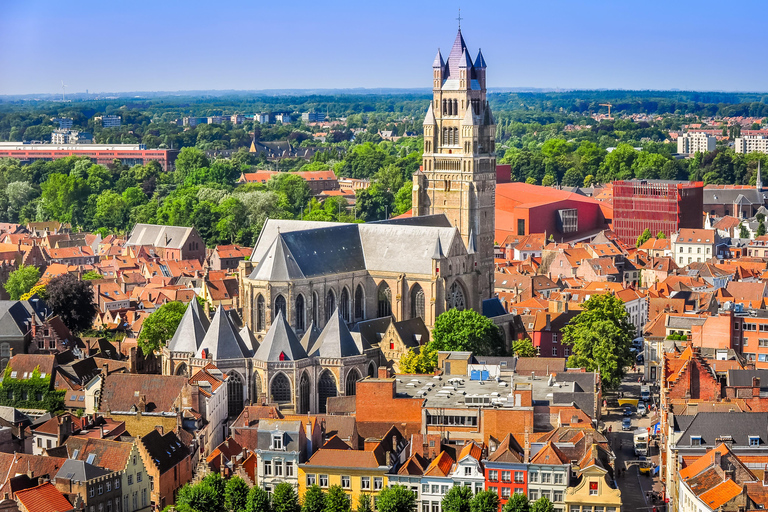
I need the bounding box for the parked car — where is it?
[636,353,644,365]
[622,417,632,430]
[623,406,633,417]
[637,402,647,416]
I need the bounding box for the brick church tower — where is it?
[413,28,496,300]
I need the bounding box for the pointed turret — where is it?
[459,48,473,69]
[254,310,307,362]
[239,324,259,353]
[196,305,250,360]
[248,234,304,281]
[467,230,477,254]
[474,48,487,69]
[432,49,444,69]
[757,161,763,192]
[168,299,209,353]
[445,29,469,79]
[423,103,436,126]
[309,308,360,358]
[432,236,444,260]
[299,320,321,353]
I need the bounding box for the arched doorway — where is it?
[410,284,425,320]
[340,288,350,323]
[447,281,466,311]
[299,372,311,413]
[256,295,265,331]
[174,362,187,376]
[318,370,337,414]
[270,373,291,404]
[345,369,361,396]
[325,289,336,322]
[274,294,286,320]
[354,285,365,320]
[295,294,305,331]
[377,282,391,318]
[312,292,319,325]
[227,372,244,418]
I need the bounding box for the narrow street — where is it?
[601,368,664,512]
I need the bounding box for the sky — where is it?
[1,0,767,96]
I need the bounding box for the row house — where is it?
[138,428,192,509]
[46,246,98,266]
[484,434,527,508]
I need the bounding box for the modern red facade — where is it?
[612,180,703,244]
[485,464,528,508]
[0,147,179,171]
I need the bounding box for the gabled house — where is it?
[138,429,192,509]
[484,434,527,507]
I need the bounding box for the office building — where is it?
[613,180,703,244]
[677,132,716,154]
[0,143,179,171]
[51,117,73,130]
[95,115,122,128]
[735,135,768,154]
[50,129,92,145]
[254,113,270,124]
[302,112,326,123]
[275,113,292,124]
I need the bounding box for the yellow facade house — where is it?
[564,445,622,512]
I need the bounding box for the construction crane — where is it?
[599,102,613,119]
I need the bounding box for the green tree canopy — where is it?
[399,347,438,374]
[502,493,530,512]
[561,293,635,388]
[302,485,326,512]
[324,486,350,512]
[225,476,250,512]
[81,270,103,280]
[740,223,750,239]
[247,486,272,512]
[636,228,652,247]
[430,309,505,356]
[530,497,554,512]
[441,485,473,512]
[355,495,373,512]
[512,338,537,357]
[469,491,499,512]
[136,300,188,355]
[267,173,311,215]
[46,274,97,334]
[272,483,300,512]
[176,480,220,512]
[376,485,416,512]
[4,264,40,300]
[655,231,666,239]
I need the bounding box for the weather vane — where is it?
[456,8,463,29]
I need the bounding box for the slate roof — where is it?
[299,321,321,353]
[249,235,305,281]
[196,306,250,360]
[254,310,308,362]
[445,29,470,80]
[239,325,259,353]
[309,309,361,358]
[677,412,768,446]
[0,300,47,339]
[727,369,768,388]
[126,224,196,249]
[167,299,209,353]
[55,459,110,482]
[140,429,189,474]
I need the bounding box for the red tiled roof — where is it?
[15,482,73,512]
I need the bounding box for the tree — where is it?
[502,493,530,512]
[225,476,250,512]
[81,270,103,280]
[136,301,187,355]
[636,228,652,248]
[20,283,47,301]
[267,173,311,214]
[525,177,537,185]
[530,497,554,512]
[441,485,473,512]
[399,347,438,374]
[355,183,394,221]
[176,481,220,512]
[541,174,555,187]
[355,494,373,512]
[656,231,666,239]
[583,174,595,187]
[4,265,40,300]
[175,147,210,182]
[430,309,506,356]
[469,491,499,512]
[739,223,750,239]
[201,473,226,510]
[376,485,416,512]
[247,486,272,512]
[324,486,350,512]
[272,482,300,512]
[561,293,635,388]
[45,274,97,334]
[512,338,537,357]
[758,220,766,238]
[302,485,326,512]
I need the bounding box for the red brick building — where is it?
[484,434,527,508]
[612,180,703,244]
[0,145,179,171]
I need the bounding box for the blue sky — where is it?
[1,0,766,95]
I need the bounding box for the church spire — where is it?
[758,161,763,192]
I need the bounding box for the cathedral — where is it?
[162,28,496,417]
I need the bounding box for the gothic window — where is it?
[256,295,265,331]
[174,363,187,376]
[340,288,351,323]
[411,284,425,320]
[447,281,466,311]
[354,285,365,320]
[271,373,291,403]
[325,289,336,322]
[367,361,376,378]
[442,99,446,115]
[453,100,458,116]
[312,292,319,325]
[442,127,447,146]
[345,369,361,396]
[295,294,305,331]
[454,127,459,145]
[227,372,244,418]
[377,282,392,318]
[274,294,286,320]
[299,372,311,414]
[318,370,337,414]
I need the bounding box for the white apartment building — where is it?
[734,135,768,154]
[230,114,244,124]
[677,132,716,154]
[96,115,122,128]
[51,129,92,144]
[51,117,73,129]
[275,113,292,124]
[254,113,270,124]
[672,228,718,266]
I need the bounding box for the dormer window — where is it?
[691,436,702,446]
[750,436,760,447]
[272,433,284,450]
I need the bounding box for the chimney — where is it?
[524,427,531,462]
[714,451,722,467]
